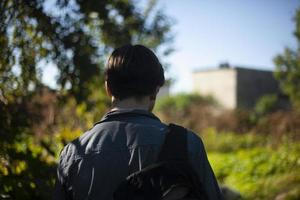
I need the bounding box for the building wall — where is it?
[193,67,281,109]
[193,69,237,109]
[236,68,280,108]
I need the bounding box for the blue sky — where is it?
[42,0,300,93]
[157,0,300,92]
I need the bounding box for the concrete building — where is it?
[192,65,281,109]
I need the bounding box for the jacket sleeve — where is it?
[187,131,223,200]
[53,145,73,200]
[53,176,68,200]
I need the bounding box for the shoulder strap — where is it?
[157,123,188,162]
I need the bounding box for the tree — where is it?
[274,7,300,111]
[0,0,173,102]
[0,1,173,198]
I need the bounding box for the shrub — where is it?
[201,128,266,152]
[155,93,216,112]
[204,132,300,200]
[154,93,219,131]
[254,94,278,116]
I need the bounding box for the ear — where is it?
[105,81,112,97]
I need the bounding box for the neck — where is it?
[111,96,154,111]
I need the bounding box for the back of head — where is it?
[105,44,165,100]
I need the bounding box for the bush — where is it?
[0,133,57,199]
[0,126,83,199]
[154,93,219,131]
[0,91,107,199]
[254,94,278,116]
[155,93,216,112]
[201,128,266,152]
[202,131,300,200]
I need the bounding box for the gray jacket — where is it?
[53,109,222,200]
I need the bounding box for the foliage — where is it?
[155,93,216,112]
[274,7,300,111]
[202,130,300,200]
[254,94,278,116]
[0,134,56,199]
[253,110,300,141]
[0,0,173,102]
[0,128,81,199]
[249,94,279,124]
[155,93,256,133]
[0,1,173,198]
[154,93,218,129]
[0,85,111,199]
[156,94,300,199]
[202,128,267,153]
[156,93,300,138]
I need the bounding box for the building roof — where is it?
[193,65,273,74]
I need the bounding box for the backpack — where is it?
[113,123,208,200]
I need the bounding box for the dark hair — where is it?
[105,44,165,100]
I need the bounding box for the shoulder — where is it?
[168,124,205,155]
[185,129,206,156]
[58,136,86,172]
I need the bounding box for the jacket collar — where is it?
[98,109,161,124]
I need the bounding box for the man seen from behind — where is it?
[53,44,222,200]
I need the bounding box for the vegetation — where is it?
[0,0,173,102]
[203,128,300,200]
[274,7,300,111]
[1,1,300,199]
[0,0,173,199]
[155,93,300,199]
[154,93,218,130]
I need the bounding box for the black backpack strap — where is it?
[157,123,188,162]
